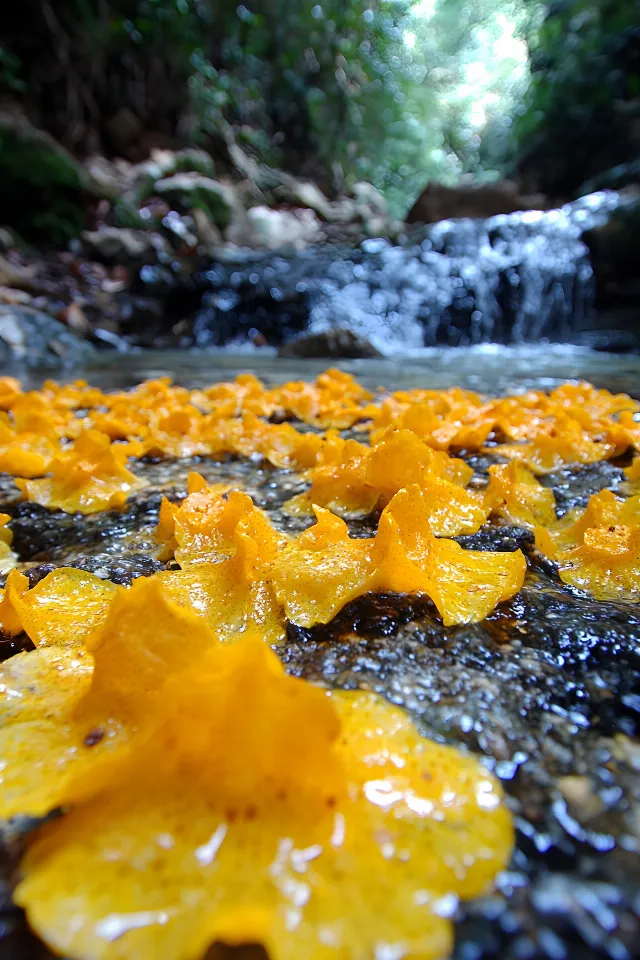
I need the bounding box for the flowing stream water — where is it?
[28,344,640,398]
[172,190,629,354]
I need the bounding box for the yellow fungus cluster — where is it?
[625,455,640,485]
[1,369,638,960]
[0,370,636,605]
[0,566,116,643]
[535,489,640,600]
[0,373,633,515]
[0,512,17,573]
[15,430,145,514]
[484,462,557,529]
[364,382,638,463]
[284,428,480,527]
[155,479,525,627]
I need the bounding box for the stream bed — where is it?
[1,345,639,960]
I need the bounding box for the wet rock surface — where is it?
[0,409,638,959]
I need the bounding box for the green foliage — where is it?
[516,0,640,194]
[1,0,535,230]
[0,46,24,92]
[188,0,533,213]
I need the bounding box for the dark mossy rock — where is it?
[584,191,640,312]
[153,173,239,230]
[0,113,110,247]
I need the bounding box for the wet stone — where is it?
[59,553,165,586]
[0,414,640,959]
[455,525,534,554]
[541,462,626,516]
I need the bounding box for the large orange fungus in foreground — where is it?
[0,576,217,819]
[15,637,513,960]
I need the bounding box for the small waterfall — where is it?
[188,191,622,354]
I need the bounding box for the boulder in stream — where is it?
[0,305,96,368]
[279,328,382,358]
[406,179,549,225]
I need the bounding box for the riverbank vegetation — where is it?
[1,1,639,242]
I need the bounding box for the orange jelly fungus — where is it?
[159,559,285,646]
[158,502,286,645]
[158,480,286,568]
[625,456,640,483]
[369,391,496,452]
[537,489,640,554]
[15,430,145,514]
[269,367,373,427]
[272,507,373,626]
[0,376,23,410]
[0,576,218,819]
[0,415,58,478]
[484,462,557,528]
[15,637,513,960]
[366,381,639,464]
[0,512,17,573]
[220,413,329,470]
[489,416,618,475]
[274,485,526,627]
[285,428,479,530]
[535,489,640,600]
[142,406,212,458]
[153,479,524,627]
[0,567,117,646]
[153,479,284,643]
[0,568,28,634]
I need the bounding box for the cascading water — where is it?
[186,190,626,354]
